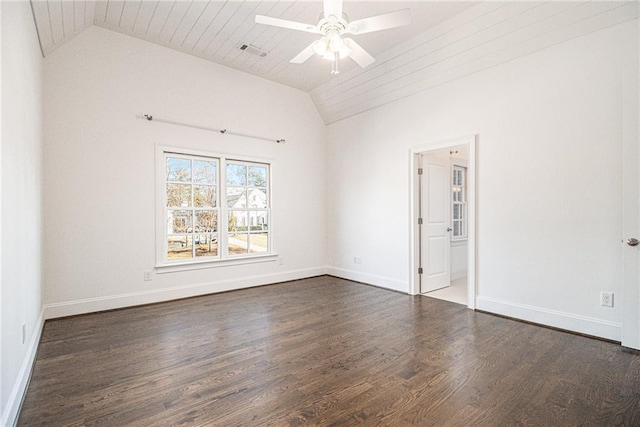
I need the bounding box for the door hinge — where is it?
[418,218,423,225]
[418,168,423,175]
[418,267,423,274]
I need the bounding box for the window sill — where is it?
[155,253,278,274]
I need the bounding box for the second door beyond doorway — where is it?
[421,151,451,293]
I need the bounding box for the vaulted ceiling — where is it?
[31,1,475,91]
[31,1,638,124]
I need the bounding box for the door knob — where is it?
[627,238,639,246]
[446,227,452,232]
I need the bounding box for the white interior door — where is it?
[421,153,451,293]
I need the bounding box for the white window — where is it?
[452,165,467,240]
[226,160,270,256]
[159,149,271,266]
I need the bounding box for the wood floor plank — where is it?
[18,276,640,426]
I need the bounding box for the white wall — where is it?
[1,1,44,425]
[43,27,327,317]
[450,241,467,281]
[326,20,638,341]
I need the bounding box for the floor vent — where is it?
[238,43,267,57]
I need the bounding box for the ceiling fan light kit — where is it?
[312,36,351,60]
[255,0,411,75]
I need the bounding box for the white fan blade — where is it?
[347,9,411,35]
[323,0,342,19]
[290,42,316,64]
[255,15,320,34]
[344,38,375,68]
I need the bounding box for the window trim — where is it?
[155,144,276,270]
[155,253,278,273]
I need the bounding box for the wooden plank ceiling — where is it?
[31,1,638,124]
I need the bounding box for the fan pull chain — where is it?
[332,51,340,75]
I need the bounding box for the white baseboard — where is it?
[2,308,45,427]
[44,267,327,319]
[476,295,622,341]
[326,267,408,293]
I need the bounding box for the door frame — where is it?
[409,135,477,309]
[622,61,639,349]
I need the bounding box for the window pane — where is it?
[227,187,246,208]
[226,163,246,186]
[228,232,248,255]
[194,185,216,208]
[196,234,218,257]
[249,211,268,231]
[247,188,267,208]
[167,210,192,234]
[167,235,192,260]
[228,210,248,231]
[453,204,460,220]
[249,232,268,253]
[248,166,267,187]
[167,157,191,182]
[454,222,460,237]
[195,210,217,232]
[167,184,191,207]
[193,160,217,184]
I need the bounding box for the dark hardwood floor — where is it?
[19,276,640,426]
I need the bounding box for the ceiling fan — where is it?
[255,0,411,75]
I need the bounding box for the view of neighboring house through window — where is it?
[226,161,269,255]
[163,151,270,263]
[452,165,467,239]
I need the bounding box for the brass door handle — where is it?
[627,238,639,246]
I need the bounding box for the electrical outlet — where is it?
[354,256,362,265]
[278,256,284,265]
[22,322,26,344]
[600,291,614,307]
[144,271,153,281]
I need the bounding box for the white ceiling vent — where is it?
[238,43,267,57]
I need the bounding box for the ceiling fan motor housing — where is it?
[317,13,349,35]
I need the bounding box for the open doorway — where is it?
[420,146,469,304]
[410,135,476,308]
